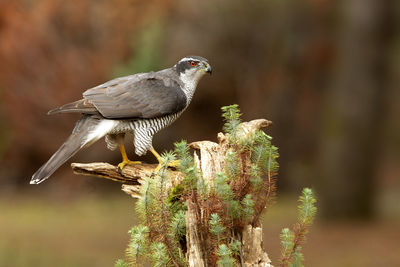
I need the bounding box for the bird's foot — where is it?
[154,160,180,173]
[117,160,141,175]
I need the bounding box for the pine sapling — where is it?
[209,213,226,242]
[249,164,263,190]
[291,247,305,267]
[227,199,241,220]
[241,194,255,220]
[280,228,294,263]
[174,140,199,191]
[169,210,186,240]
[279,188,317,267]
[126,225,149,265]
[229,239,241,257]
[225,149,240,179]
[221,104,242,142]
[217,244,236,267]
[150,242,171,267]
[214,173,234,200]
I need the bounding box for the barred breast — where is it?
[105,112,182,156]
[130,112,182,156]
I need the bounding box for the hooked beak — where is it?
[205,64,212,75]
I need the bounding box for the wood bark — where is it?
[186,199,207,267]
[71,119,273,266]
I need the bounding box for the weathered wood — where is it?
[242,225,272,267]
[186,199,207,267]
[71,162,182,184]
[71,162,184,198]
[71,162,150,184]
[191,141,223,190]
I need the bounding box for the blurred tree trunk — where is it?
[316,0,393,219]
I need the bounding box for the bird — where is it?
[30,56,212,184]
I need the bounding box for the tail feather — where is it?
[30,115,105,184]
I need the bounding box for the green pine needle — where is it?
[214,173,234,200]
[250,130,279,175]
[170,210,186,239]
[174,140,199,190]
[126,225,149,264]
[228,200,241,219]
[290,247,304,267]
[217,244,236,267]
[221,104,242,141]
[114,259,128,267]
[225,149,240,179]
[280,228,294,257]
[279,188,317,266]
[298,188,317,226]
[209,213,226,239]
[174,140,191,168]
[150,242,171,267]
[160,151,177,168]
[249,164,263,190]
[241,194,255,219]
[230,240,241,256]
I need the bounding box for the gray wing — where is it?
[48,99,99,115]
[82,72,187,119]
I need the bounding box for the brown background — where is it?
[0,0,399,266]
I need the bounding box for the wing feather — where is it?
[82,73,187,119]
[47,99,98,115]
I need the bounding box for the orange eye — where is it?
[190,61,197,66]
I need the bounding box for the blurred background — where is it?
[0,0,399,266]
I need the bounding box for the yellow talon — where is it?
[117,159,141,170]
[167,160,180,168]
[150,148,180,172]
[117,142,140,173]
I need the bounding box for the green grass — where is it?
[0,192,137,267]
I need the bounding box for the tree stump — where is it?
[72,119,274,266]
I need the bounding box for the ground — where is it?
[0,190,399,267]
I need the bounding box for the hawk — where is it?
[31,56,212,184]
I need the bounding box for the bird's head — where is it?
[175,56,212,86]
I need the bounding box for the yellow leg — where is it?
[117,143,141,173]
[150,148,180,172]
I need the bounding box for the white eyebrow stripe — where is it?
[179,57,200,62]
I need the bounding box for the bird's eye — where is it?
[190,61,198,66]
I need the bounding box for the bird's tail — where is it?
[30,115,105,184]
